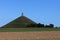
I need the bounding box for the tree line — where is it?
[27,23,54,28]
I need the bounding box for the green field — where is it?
[0,28,60,32]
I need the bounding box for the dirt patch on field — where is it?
[0,31,60,40]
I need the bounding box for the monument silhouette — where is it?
[2,12,36,28]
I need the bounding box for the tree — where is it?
[37,23,44,28]
[49,24,54,28]
[45,24,54,28]
[45,25,49,28]
[26,24,37,28]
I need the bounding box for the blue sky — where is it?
[0,0,60,27]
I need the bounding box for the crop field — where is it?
[0,31,60,40]
[0,28,60,40]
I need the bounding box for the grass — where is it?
[0,28,60,32]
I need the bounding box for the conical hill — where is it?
[2,16,36,28]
